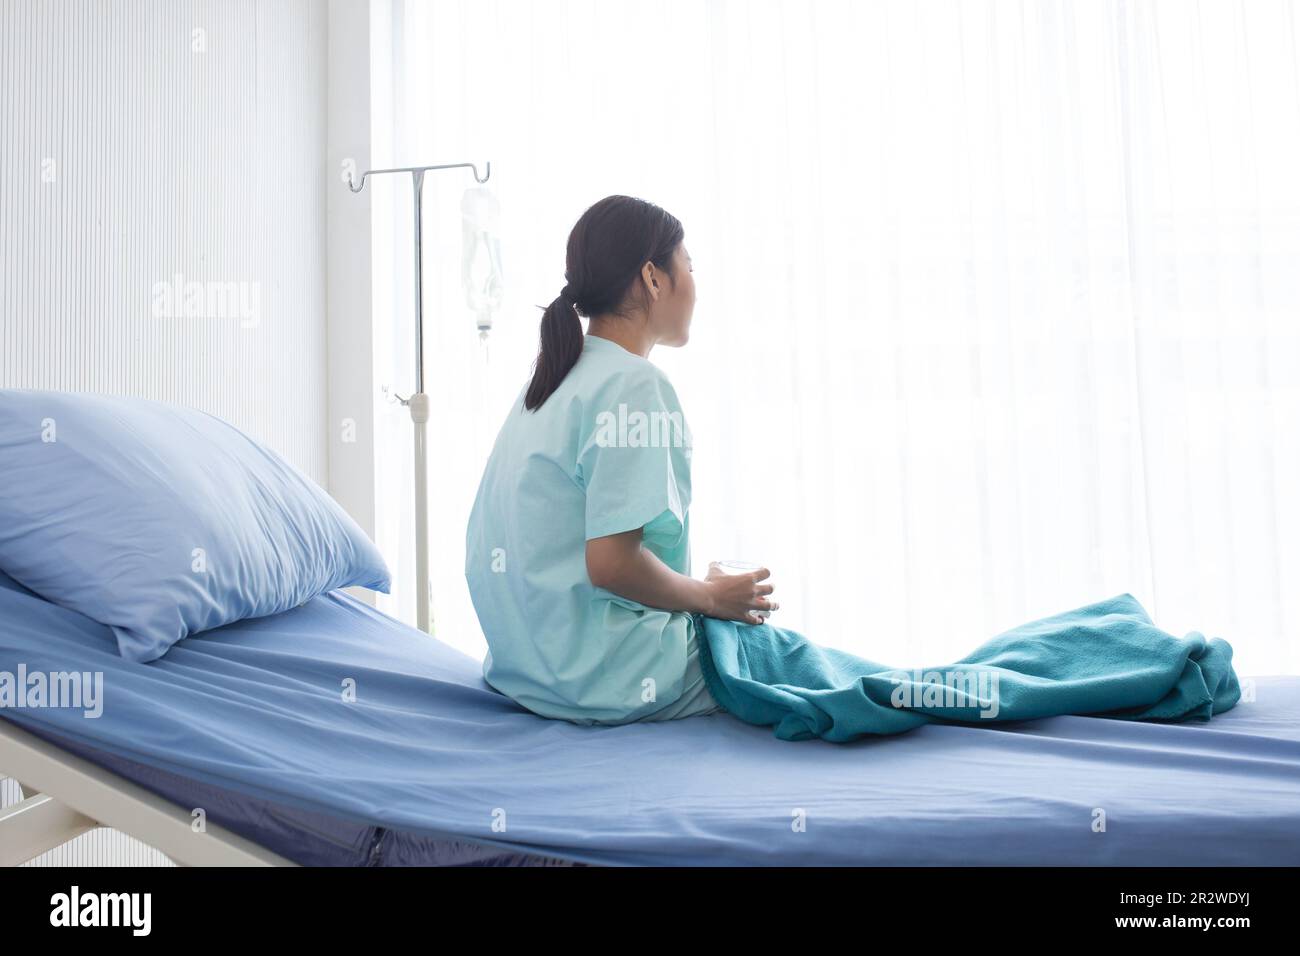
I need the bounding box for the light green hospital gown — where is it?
[465,333,707,724]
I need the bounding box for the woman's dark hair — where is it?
[524,195,684,411]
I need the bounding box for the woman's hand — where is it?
[584,532,776,622]
[704,562,778,625]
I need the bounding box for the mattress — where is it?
[2,573,1298,866]
[14,723,580,866]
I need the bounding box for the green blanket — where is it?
[694,593,1241,742]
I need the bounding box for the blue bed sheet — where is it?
[13,723,579,866]
[2,575,1298,866]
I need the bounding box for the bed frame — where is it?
[0,720,296,866]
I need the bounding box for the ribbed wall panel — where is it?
[0,0,328,481]
[0,0,328,866]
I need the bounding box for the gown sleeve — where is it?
[575,366,693,547]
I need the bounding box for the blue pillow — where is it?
[0,567,37,598]
[0,390,391,662]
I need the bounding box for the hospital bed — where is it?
[3,568,1299,867]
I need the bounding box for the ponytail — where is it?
[524,288,584,410]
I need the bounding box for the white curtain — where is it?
[371,0,1300,677]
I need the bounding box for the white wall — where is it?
[326,0,380,575]
[0,0,329,482]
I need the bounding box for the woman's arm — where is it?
[586,529,777,624]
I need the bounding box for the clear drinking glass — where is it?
[713,560,771,620]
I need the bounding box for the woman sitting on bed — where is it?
[465,195,776,726]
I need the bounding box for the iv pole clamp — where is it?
[347,160,492,635]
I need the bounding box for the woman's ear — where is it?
[641,261,661,301]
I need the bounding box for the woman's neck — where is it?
[587,319,654,358]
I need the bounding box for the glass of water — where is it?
[713,560,771,620]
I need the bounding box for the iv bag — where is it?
[461,186,505,338]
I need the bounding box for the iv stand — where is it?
[347,160,492,634]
